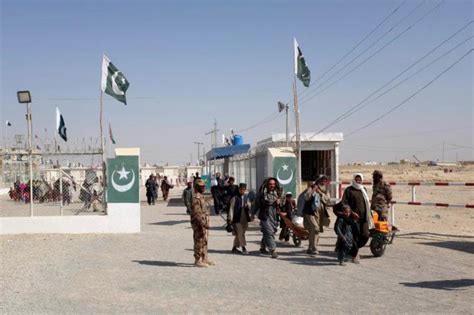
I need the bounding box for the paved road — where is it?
[1,197,473,314]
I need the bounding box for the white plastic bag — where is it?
[292,216,304,227]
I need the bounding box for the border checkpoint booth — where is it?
[205,132,343,198]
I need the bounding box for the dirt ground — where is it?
[1,197,473,314]
[340,164,474,236]
[1,165,473,313]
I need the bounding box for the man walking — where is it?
[303,175,331,255]
[191,179,215,267]
[228,183,251,254]
[253,178,281,259]
[161,176,172,201]
[371,170,392,221]
[222,176,238,213]
[145,174,157,205]
[211,172,224,215]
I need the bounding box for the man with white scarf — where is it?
[341,173,374,247]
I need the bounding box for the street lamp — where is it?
[17,90,31,103]
[17,90,33,216]
[278,101,290,148]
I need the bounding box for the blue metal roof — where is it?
[206,144,251,160]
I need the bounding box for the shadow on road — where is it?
[399,279,474,290]
[418,241,474,255]
[398,232,474,240]
[132,260,194,268]
[279,256,338,266]
[165,198,185,207]
[149,220,190,226]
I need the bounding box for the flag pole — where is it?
[293,38,302,195]
[293,76,302,195]
[100,88,107,214]
[4,121,7,151]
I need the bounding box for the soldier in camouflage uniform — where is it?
[370,170,392,221]
[191,179,215,268]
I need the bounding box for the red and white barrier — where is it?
[335,180,473,209]
[391,201,474,209]
[335,181,474,186]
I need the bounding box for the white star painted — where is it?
[282,164,289,171]
[117,166,130,180]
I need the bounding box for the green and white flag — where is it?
[101,55,130,105]
[109,122,116,145]
[294,38,311,87]
[56,107,67,142]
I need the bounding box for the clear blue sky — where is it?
[1,0,472,164]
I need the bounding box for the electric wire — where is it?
[346,48,473,137]
[298,0,407,99]
[299,0,445,107]
[299,33,472,148]
[307,28,473,137]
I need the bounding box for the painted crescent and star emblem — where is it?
[111,165,135,192]
[111,71,125,95]
[276,164,294,185]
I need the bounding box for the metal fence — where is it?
[2,149,106,217]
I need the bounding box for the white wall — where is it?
[0,203,140,235]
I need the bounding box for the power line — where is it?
[346,48,473,137]
[235,111,282,133]
[299,29,472,148]
[299,0,445,107]
[310,29,473,136]
[351,126,471,140]
[298,0,407,99]
[446,143,474,150]
[224,1,431,138]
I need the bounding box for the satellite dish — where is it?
[278,102,286,112]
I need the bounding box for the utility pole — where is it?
[278,101,290,147]
[205,119,220,175]
[202,146,206,167]
[442,141,445,162]
[194,141,203,166]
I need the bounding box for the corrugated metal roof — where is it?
[206,144,251,160]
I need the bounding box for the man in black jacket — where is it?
[222,176,238,213]
[145,174,157,205]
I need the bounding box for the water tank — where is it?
[232,135,244,145]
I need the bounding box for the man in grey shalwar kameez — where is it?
[253,178,281,259]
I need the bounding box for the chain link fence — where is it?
[1,148,106,217]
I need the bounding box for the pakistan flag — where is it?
[101,55,130,105]
[294,38,311,87]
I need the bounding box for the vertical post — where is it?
[27,102,34,216]
[99,90,107,214]
[411,185,416,203]
[390,204,396,228]
[442,141,445,162]
[59,168,63,215]
[4,121,7,185]
[4,121,7,150]
[293,79,302,195]
[285,105,289,148]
